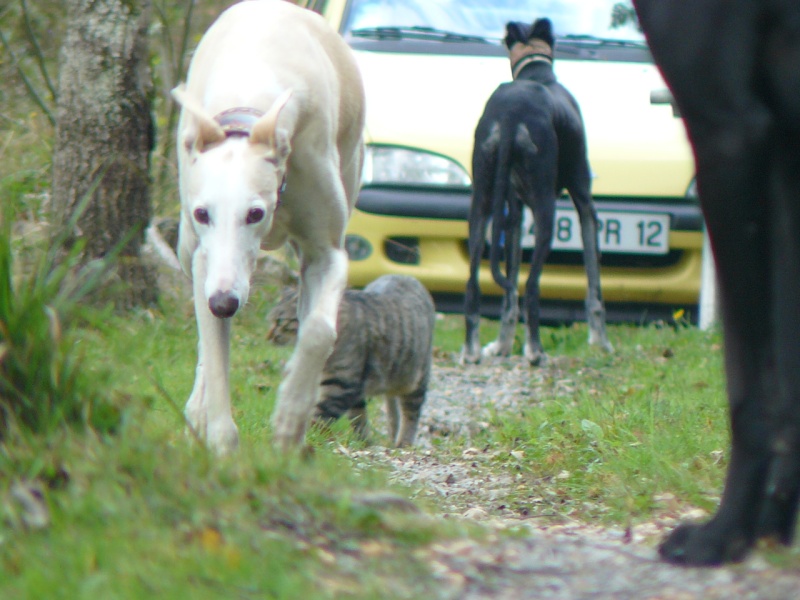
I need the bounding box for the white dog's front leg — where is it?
[272,247,348,451]
[185,254,239,454]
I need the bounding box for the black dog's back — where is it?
[515,61,590,193]
[473,80,558,289]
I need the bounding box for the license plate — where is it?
[516,207,671,255]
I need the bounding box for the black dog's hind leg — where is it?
[515,121,557,366]
[463,198,490,364]
[483,198,522,359]
[566,162,612,353]
[522,199,554,366]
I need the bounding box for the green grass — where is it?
[428,314,728,524]
[0,256,735,596]
[1,283,735,596]
[0,286,473,599]
[0,428,451,599]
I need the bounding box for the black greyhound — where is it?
[634,1,800,566]
[463,18,612,365]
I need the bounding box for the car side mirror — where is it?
[650,88,681,118]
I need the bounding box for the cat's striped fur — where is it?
[267,275,435,447]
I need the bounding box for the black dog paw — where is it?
[659,521,751,566]
[756,500,799,545]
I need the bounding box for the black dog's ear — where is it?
[504,21,532,49]
[529,18,555,48]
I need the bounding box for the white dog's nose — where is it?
[209,291,240,318]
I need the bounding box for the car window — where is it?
[341,0,644,44]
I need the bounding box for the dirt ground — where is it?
[342,355,800,600]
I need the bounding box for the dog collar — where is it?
[213,107,288,206]
[213,107,265,136]
[511,54,553,80]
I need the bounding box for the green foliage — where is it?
[433,316,727,524]
[0,428,455,599]
[611,2,639,31]
[0,204,123,436]
[0,275,741,594]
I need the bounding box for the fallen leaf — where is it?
[10,481,49,530]
[199,527,223,551]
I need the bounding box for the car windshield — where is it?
[342,0,644,45]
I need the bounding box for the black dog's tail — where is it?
[488,122,517,294]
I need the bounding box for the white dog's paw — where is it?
[184,405,239,455]
[184,403,207,442]
[523,343,547,366]
[481,340,511,359]
[206,418,239,455]
[272,405,311,452]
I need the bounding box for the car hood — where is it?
[352,48,694,198]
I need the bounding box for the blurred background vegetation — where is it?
[0,0,238,436]
[0,0,235,220]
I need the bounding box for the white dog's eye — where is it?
[194,207,210,225]
[246,207,265,225]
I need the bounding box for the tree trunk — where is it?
[51,0,157,309]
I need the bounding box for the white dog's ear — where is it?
[250,89,293,157]
[273,129,291,163]
[171,83,226,150]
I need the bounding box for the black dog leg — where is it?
[567,169,612,353]
[483,199,522,359]
[634,0,787,565]
[755,145,800,545]
[463,200,490,364]
[522,202,554,365]
[658,112,776,566]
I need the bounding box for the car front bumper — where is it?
[345,186,704,322]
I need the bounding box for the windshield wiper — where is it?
[558,34,647,49]
[349,26,491,44]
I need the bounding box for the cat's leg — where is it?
[394,391,426,447]
[314,380,366,437]
[346,399,369,441]
[385,396,401,443]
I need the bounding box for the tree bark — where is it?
[51,0,157,309]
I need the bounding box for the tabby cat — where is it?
[266,274,435,447]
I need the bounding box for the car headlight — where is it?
[362,145,471,188]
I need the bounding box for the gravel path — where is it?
[341,353,800,599]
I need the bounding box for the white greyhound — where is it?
[171,0,365,453]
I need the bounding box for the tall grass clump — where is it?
[0,204,122,437]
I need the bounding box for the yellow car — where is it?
[310,0,701,322]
